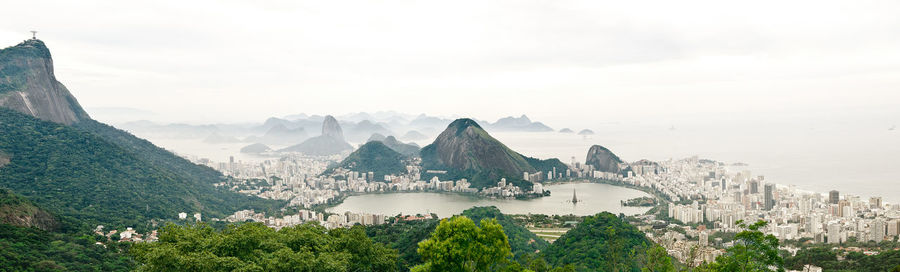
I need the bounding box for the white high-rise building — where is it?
[871,219,885,242]
[827,222,841,244]
[887,219,900,237]
[807,214,822,235]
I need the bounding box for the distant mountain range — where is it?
[484,115,553,132]
[243,124,308,145]
[112,112,570,149]
[367,134,420,157]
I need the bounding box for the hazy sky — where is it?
[2,0,899,127]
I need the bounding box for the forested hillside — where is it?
[0,109,283,232]
[542,212,652,271]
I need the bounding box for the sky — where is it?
[1,0,899,128]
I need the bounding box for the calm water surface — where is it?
[326,183,652,217]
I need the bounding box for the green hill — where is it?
[461,206,550,259]
[0,109,283,232]
[327,141,407,181]
[420,118,567,189]
[541,212,652,271]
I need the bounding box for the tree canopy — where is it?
[703,220,783,272]
[541,212,651,272]
[413,216,512,272]
[130,222,397,272]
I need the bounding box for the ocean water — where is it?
[489,122,900,203]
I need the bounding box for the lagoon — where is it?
[326,182,652,217]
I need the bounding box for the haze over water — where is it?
[138,110,899,203]
[490,121,900,203]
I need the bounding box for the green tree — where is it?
[705,220,783,272]
[413,216,512,272]
[641,245,676,272]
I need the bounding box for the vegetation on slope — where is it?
[783,246,900,271]
[366,218,440,269]
[0,223,134,271]
[0,109,283,232]
[420,119,566,189]
[326,141,407,181]
[0,188,58,231]
[462,206,550,259]
[375,136,420,157]
[524,157,569,177]
[541,212,652,271]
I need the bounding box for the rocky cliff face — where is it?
[321,115,344,140]
[0,39,90,125]
[0,189,59,231]
[585,145,626,173]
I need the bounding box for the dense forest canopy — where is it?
[130,222,397,272]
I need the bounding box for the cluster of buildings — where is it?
[617,156,899,266]
[196,152,553,214]
[220,209,386,229]
[93,225,158,243]
[524,160,627,183]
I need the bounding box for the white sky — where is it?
[1,0,899,127]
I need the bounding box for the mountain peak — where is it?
[321,115,344,140]
[0,39,51,60]
[420,118,539,188]
[585,144,626,173]
[0,39,90,125]
[447,118,483,134]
